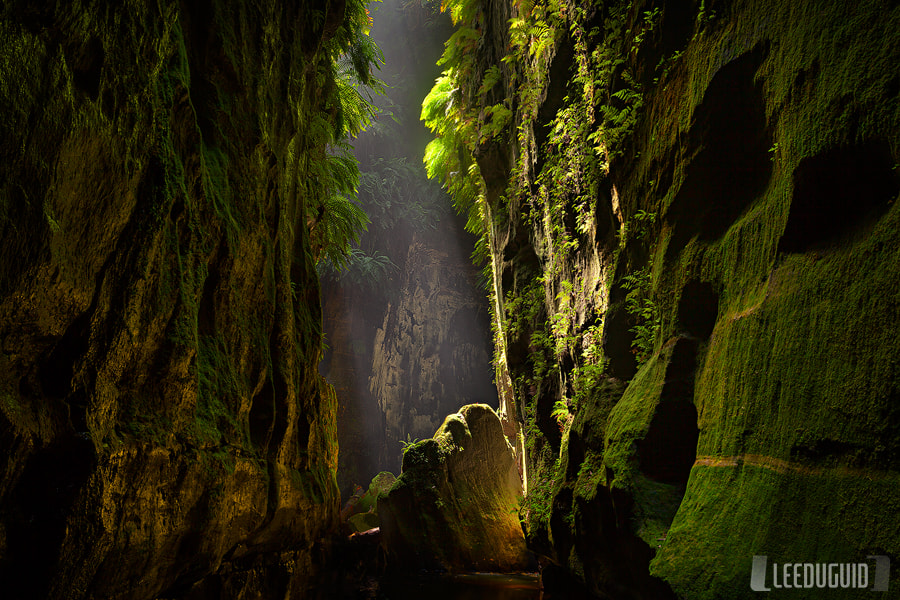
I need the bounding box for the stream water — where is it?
[353,572,543,600]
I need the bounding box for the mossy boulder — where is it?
[347,511,380,533]
[344,471,396,533]
[362,471,397,510]
[378,404,531,572]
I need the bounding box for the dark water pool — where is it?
[361,572,542,600]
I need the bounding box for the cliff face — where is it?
[368,223,497,472]
[426,0,900,597]
[0,1,362,597]
[320,0,498,494]
[323,213,497,491]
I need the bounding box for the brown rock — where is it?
[378,404,531,572]
[0,2,347,597]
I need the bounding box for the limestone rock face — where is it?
[378,404,531,572]
[429,0,900,597]
[322,216,497,497]
[369,229,498,471]
[0,2,353,597]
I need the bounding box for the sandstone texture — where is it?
[378,404,531,572]
[323,218,497,494]
[0,1,365,597]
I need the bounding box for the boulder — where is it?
[378,404,531,572]
[344,471,397,533]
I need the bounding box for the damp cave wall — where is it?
[436,0,900,597]
[0,1,360,598]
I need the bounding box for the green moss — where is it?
[348,511,379,532]
[631,473,683,549]
[652,463,900,599]
[399,438,447,475]
[358,471,397,512]
[380,405,529,571]
[602,349,668,490]
[199,143,241,243]
[288,465,335,505]
[521,455,562,531]
[425,0,900,594]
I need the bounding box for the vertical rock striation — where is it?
[323,213,497,493]
[368,224,498,472]
[0,1,365,597]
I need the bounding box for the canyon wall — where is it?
[320,0,498,494]
[426,0,900,597]
[322,209,497,491]
[0,1,365,597]
[367,222,497,472]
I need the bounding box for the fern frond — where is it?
[477,65,502,97]
[314,193,370,269]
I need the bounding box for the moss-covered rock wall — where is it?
[425,0,900,597]
[0,1,370,597]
